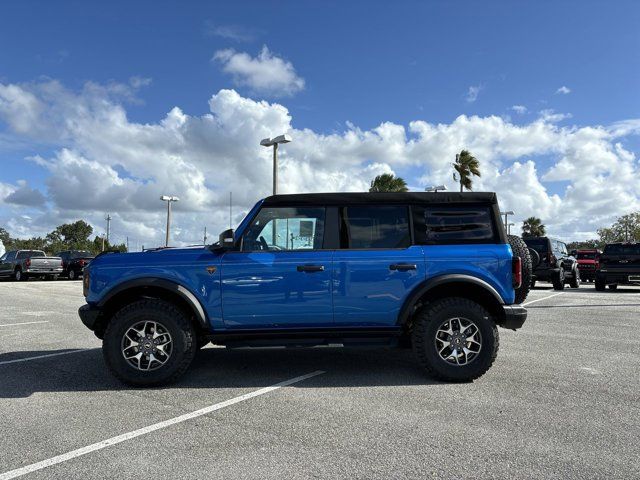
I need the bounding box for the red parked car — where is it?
[575,249,601,282]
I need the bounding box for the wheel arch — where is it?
[398,275,507,329]
[95,278,208,338]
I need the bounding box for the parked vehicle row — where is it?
[0,249,93,281]
[523,237,639,291]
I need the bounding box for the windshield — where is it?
[70,251,93,259]
[577,252,597,259]
[523,238,548,253]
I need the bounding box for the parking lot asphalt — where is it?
[1,280,639,479]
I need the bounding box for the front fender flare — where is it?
[397,274,505,326]
[97,277,208,329]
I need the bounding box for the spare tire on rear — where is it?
[508,234,532,304]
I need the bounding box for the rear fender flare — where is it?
[397,274,505,326]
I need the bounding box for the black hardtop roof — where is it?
[262,191,498,206]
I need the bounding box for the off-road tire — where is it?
[552,269,565,290]
[608,284,618,291]
[508,235,532,304]
[103,299,196,386]
[411,297,499,382]
[528,248,541,268]
[569,268,581,288]
[595,278,606,291]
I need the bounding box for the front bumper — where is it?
[501,305,527,330]
[78,304,101,331]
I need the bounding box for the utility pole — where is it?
[229,192,233,229]
[203,227,208,246]
[105,214,112,244]
[126,236,129,252]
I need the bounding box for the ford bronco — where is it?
[79,192,531,386]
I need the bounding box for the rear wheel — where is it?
[412,297,499,382]
[595,278,606,291]
[103,299,197,386]
[569,268,581,288]
[68,269,76,280]
[14,269,27,282]
[608,284,618,291]
[552,269,565,290]
[508,235,532,304]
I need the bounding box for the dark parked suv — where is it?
[596,243,640,291]
[79,192,531,386]
[523,237,580,290]
[56,250,95,280]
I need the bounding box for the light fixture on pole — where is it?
[260,134,292,195]
[425,185,447,192]
[501,210,514,231]
[160,195,179,247]
[507,222,515,235]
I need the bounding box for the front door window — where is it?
[241,207,326,251]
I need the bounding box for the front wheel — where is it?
[595,278,606,291]
[68,269,76,280]
[608,284,618,291]
[411,297,499,382]
[14,269,27,281]
[103,299,197,386]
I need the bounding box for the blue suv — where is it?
[79,192,530,386]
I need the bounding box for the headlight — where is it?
[83,269,90,297]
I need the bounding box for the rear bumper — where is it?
[597,271,640,285]
[25,268,63,275]
[501,305,527,330]
[78,304,101,331]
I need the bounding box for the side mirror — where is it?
[217,229,236,250]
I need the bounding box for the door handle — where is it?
[389,263,417,271]
[297,265,325,273]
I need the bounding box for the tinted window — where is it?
[524,238,549,254]
[345,206,410,249]
[604,244,640,255]
[70,251,92,259]
[242,207,325,251]
[421,205,494,244]
[577,252,597,259]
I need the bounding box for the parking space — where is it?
[1,282,639,479]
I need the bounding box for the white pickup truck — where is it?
[0,249,63,281]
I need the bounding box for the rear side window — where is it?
[417,205,495,244]
[604,244,640,255]
[343,206,410,249]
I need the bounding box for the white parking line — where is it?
[0,321,49,328]
[0,349,90,366]
[523,292,564,306]
[0,370,325,480]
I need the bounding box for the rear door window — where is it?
[417,205,495,244]
[604,244,640,255]
[343,206,410,249]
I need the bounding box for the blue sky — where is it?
[1,0,639,245]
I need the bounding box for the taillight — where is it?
[512,256,522,289]
[83,270,90,297]
[78,260,86,266]
[547,253,556,266]
[25,259,31,267]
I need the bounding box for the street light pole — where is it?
[501,211,514,231]
[160,195,180,247]
[261,134,292,195]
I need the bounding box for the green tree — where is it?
[92,235,127,253]
[0,227,10,245]
[597,212,640,243]
[369,173,409,192]
[522,217,546,237]
[452,150,481,192]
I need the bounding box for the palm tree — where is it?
[522,217,546,237]
[452,150,481,192]
[369,173,409,192]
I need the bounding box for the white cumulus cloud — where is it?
[556,86,571,95]
[213,46,305,97]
